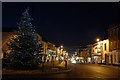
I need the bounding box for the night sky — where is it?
[2,2,119,49]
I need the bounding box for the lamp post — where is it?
[59,45,63,62]
[61,45,68,69]
[96,38,100,64]
[60,45,63,57]
[96,38,102,64]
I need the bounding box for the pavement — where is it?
[75,62,120,69]
[96,63,120,70]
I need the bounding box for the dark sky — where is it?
[2,2,119,48]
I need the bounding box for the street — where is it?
[41,61,120,79]
[2,61,120,80]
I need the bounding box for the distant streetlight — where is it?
[61,45,63,48]
[60,45,63,55]
[58,45,64,62]
[96,38,100,42]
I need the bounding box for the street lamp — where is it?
[60,45,67,69]
[96,38,100,42]
[61,45,63,48]
[60,45,63,55]
[58,45,64,62]
[96,38,103,63]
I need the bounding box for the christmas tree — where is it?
[6,8,41,70]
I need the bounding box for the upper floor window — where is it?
[116,28,119,36]
[113,29,116,36]
[118,28,120,39]
[109,30,112,37]
[104,43,106,51]
[110,42,112,51]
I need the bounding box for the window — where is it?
[113,29,116,36]
[116,28,119,36]
[110,42,112,51]
[109,31,112,37]
[111,30,113,37]
[114,41,117,49]
[119,40,120,49]
[104,43,106,51]
[118,27,120,38]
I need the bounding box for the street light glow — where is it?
[97,38,100,42]
[61,45,63,48]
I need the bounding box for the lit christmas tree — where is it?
[6,8,41,70]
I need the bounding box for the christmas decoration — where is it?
[6,8,42,70]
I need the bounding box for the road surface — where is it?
[2,61,120,80]
[42,61,120,79]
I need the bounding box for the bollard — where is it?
[42,62,44,72]
[65,60,67,70]
[52,60,55,67]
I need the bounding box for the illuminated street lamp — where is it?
[96,38,100,42]
[58,45,64,62]
[61,45,63,48]
[96,38,102,63]
[60,45,63,55]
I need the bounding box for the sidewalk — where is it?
[96,63,120,70]
[2,61,71,76]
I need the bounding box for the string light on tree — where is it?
[6,8,42,70]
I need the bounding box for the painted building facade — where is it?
[91,39,110,64]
